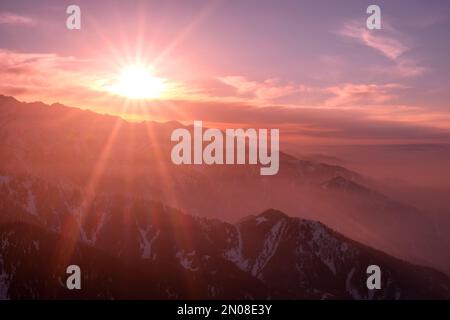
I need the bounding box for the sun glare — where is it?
[108,65,167,99]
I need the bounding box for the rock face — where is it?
[0,174,449,299]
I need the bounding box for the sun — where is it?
[108,65,167,99]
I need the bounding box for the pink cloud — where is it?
[386,58,428,78]
[0,50,105,106]
[0,48,447,145]
[339,21,426,77]
[0,12,36,26]
[0,49,205,110]
[217,76,305,103]
[325,83,405,107]
[340,21,408,60]
[216,76,409,108]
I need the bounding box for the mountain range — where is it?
[0,95,449,299]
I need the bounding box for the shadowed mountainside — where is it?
[1,173,449,299]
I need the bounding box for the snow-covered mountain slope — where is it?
[216,209,450,299]
[0,222,271,299]
[0,173,449,299]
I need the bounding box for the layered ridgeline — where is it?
[1,95,449,274]
[0,173,449,299]
[0,95,450,298]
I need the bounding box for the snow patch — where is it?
[251,219,287,278]
[223,225,250,272]
[90,211,109,245]
[255,216,268,225]
[139,226,160,260]
[208,285,218,297]
[345,268,363,299]
[0,256,10,300]
[176,250,199,271]
[307,222,341,275]
[23,181,37,216]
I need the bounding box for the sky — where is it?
[0,0,450,145]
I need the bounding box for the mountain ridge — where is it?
[1,173,449,299]
[1,95,449,275]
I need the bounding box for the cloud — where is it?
[0,49,204,111]
[216,76,407,108]
[0,49,407,114]
[0,50,89,85]
[217,76,305,103]
[0,49,107,106]
[0,12,36,26]
[339,21,426,77]
[0,49,446,144]
[325,83,405,107]
[340,21,408,60]
[106,99,450,144]
[383,58,427,78]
